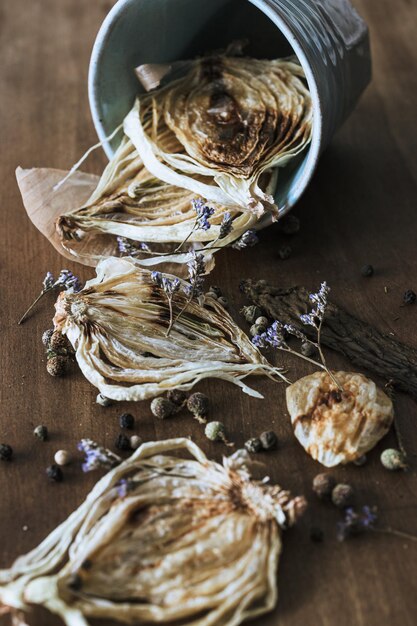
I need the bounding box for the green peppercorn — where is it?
[166,389,187,407]
[187,393,209,423]
[240,305,263,325]
[204,421,233,446]
[46,464,63,482]
[115,434,131,451]
[331,483,354,508]
[361,264,374,277]
[33,425,48,441]
[119,413,135,429]
[46,355,69,377]
[260,431,278,451]
[380,448,408,471]
[0,443,13,461]
[41,328,54,347]
[244,437,263,453]
[278,245,292,260]
[150,397,175,419]
[312,473,336,500]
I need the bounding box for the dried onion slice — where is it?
[52,257,287,400]
[0,438,306,626]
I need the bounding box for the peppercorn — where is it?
[361,264,374,277]
[150,397,175,419]
[278,245,292,260]
[54,450,71,466]
[301,341,316,357]
[312,473,336,500]
[187,393,209,423]
[244,437,263,453]
[250,323,266,337]
[331,483,354,508]
[130,435,142,450]
[166,389,187,407]
[217,296,228,308]
[255,316,269,327]
[33,425,48,441]
[260,431,278,451]
[0,443,13,461]
[115,434,131,451]
[49,331,70,353]
[279,214,300,235]
[403,289,416,305]
[310,527,324,543]
[241,305,263,325]
[119,413,135,430]
[46,355,69,377]
[41,328,54,347]
[204,421,233,446]
[209,286,222,297]
[96,393,113,407]
[380,448,408,471]
[46,464,63,482]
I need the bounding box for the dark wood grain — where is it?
[1,1,417,625]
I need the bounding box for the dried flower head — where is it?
[232,229,259,250]
[192,198,215,231]
[0,438,306,626]
[337,506,377,541]
[77,439,121,473]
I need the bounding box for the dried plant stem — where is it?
[373,527,417,543]
[317,318,343,390]
[18,290,49,325]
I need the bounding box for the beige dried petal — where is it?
[286,370,394,467]
[0,438,306,626]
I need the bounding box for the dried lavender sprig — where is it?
[337,506,417,543]
[18,270,82,325]
[151,271,181,334]
[169,252,207,334]
[232,229,259,250]
[117,236,151,256]
[77,439,121,473]
[193,198,215,231]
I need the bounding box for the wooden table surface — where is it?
[1,1,417,625]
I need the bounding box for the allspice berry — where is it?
[49,331,70,353]
[166,389,187,407]
[331,483,355,508]
[312,473,336,500]
[46,355,69,377]
[380,448,408,471]
[150,397,175,420]
[187,393,209,423]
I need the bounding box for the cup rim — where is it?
[88,0,323,213]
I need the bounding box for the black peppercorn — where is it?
[361,264,374,277]
[279,214,300,235]
[115,434,131,451]
[166,389,187,407]
[46,464,63,482]
[33,425,48,441]
[119,413,135,430]
[403,289,416,305]
[259,431,278,451]
[310,527,324,543]
[244,437,263,453]
[0,443,13,461]
[312,473,336,500]
[278,245,292,260]
[331,483,355,508]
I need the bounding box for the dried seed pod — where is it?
[151,397,176,419]
[331,483,355,508]
[286,371,394,467]
[49,331,70,354]
[312,473,336,500]
[380,448,407,471]
[187,392,209,422]
[0,439,306,626]
[46,355,69,377]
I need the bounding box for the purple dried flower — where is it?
[117,236,150,255]
[151,271,180,297]
[252,320,288,350]
[299,282,330,329]
[337,505,378,541]
[42,272,55,290]
[55,270,81,293]
[116,478,136,498]
[192,198,215,231]
[185,251,206,298]
[232,229,259,250]
[77,439,121,473]
[283,324,307,341]
[219,212,233,239]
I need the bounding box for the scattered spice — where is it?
[119,413,135,430]
[187,392,209,423]
[54,450,71,466]
[151,397,176,420]
[255,316,269,327]
[260,431,278,451]
[312,473,336,500]
[0,444,13,461]
[46,355,69,377]
[331,483,354,508]
[42,328,54,347]
[300,340,316,357]
[96,393,113,407]
[166,389,187,407]
[241,305,263,325]
[244,438,263,453]
[380,448,408,471]
[279,214,300,235]
[361,264,374,277]
[46,464,63,482]
[33,425,48,441]
[278,245,292,260]
[310,527,324,543]
[130,435,142,450]
[115,434,131,452]
[205,421,233,446]
[403,289,416,305]
[250,322,266,337]
[19,270,81,325]
[49,331,70,353]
